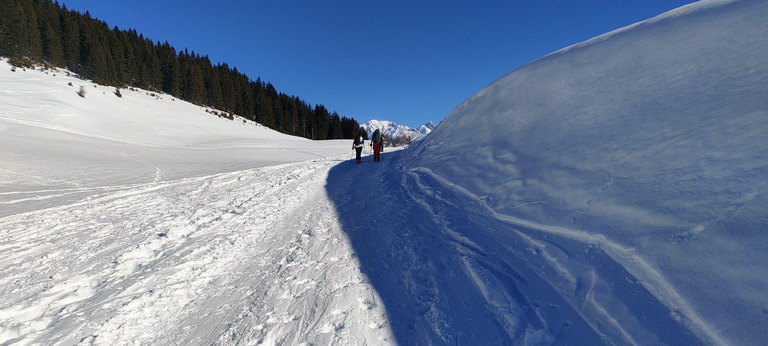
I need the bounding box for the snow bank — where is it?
[401,0,768,344]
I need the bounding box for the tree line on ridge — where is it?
[0,0,361,139]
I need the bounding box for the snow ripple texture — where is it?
[0,159,392,345]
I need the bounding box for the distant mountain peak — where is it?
[361,119,435,146]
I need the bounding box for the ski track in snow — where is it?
[0,156,393,345]
[403,166,725,345]
[327,152,568,345]
[327,150,717,345]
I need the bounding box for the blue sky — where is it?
[61,0,696,128]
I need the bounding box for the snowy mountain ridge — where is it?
[361,119,435,145]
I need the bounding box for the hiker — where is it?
[371,129,383,162]
[353,133,364,163]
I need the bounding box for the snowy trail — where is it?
[0,155,393,345]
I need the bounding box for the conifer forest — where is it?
[0,0,361,139]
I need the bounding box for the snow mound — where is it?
[401,0,768,344]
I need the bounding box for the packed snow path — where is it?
[1,147,751,345]
[0,156,393,344]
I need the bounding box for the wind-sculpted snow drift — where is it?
[374,0,766,344]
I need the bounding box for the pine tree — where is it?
[255,83,275,128]
[183,52,207,104]
[22,1,43,59]
[3,0,44,60]
[123,29,141,85]
[109,27,128,85]
[278,94,299,135]
[314,104,330,140]
[38,0,64,65]
[297,99,312,138]
[0,0,21,57]
[159,41,180,96]
[236,73,254,120]
[205,64,223,109]
[78,12,109,82]
[328,112,343,139]
[341,116,360,139]
[60,5,80,71]
[219,63,237,112]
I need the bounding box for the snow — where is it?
[398,0,768,344]
[361,119,434,144]
[2,0,767,344]
[0,70,348,218]
[1,63,392,344]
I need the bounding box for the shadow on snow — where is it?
[326,150,594,345]
[325,149,702,345]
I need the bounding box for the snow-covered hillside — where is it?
[0,62,395,344]
[361,119,434,145]
[395,0,767,344]
[0,65,348,218]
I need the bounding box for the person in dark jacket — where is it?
[353,133,364,163]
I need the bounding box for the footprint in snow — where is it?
[358,297,376,310]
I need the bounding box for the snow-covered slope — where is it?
[361,119,434,144]
[0,63,396,344]
[396,0,768,344]
[0,65,346,217]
